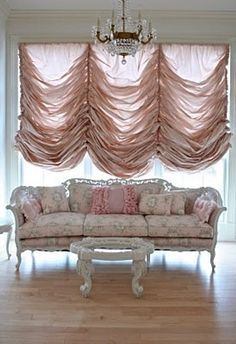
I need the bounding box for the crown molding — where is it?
[0,0,10,16]
[8,9,236,20]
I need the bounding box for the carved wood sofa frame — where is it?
[6,178,226,272]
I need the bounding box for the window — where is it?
[18,42,230,212]
[17,43,230,177]
[19,153,228,207]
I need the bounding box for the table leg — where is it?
[77,258,94,297]
[6,227,12,260]
[131,259,147,297]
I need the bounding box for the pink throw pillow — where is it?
[193,197,217,223]
[91,187,109,214]
[91,185,138,214]
[21,195,42,222]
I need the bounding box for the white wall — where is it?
[0,1,8,218]
[4,9,236,240]
[6,10,236,42]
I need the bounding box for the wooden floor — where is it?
[0,240,236,344]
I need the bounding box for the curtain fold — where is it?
[17,43,89,170]
[16,42,231,177]
[158,44,231,171]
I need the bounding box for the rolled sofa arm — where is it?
[208,206,227,229]
[6,185,33,230]
[6,204,25,228]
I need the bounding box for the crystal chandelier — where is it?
[92,0,157,64]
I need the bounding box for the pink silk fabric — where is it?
[91,185,138,214]
[20,195,42,222]
[193,197,217,223]
[16,43,231,177]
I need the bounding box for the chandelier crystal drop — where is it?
[91,0,157,64]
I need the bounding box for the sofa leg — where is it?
[15,249,22,271]
[210,250,216,273]
[146,253,151,271]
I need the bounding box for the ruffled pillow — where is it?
[20,195,42,222]
[193,197,217,223]
[91,185,138,214]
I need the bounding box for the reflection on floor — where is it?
[0,240,236,344]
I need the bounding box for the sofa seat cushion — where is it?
[19,212,85,239]
[83,214,148,237]
[145,214,213,238]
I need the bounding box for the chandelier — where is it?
[92,0,157,64]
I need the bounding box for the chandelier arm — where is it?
[96,32,110,43]
[140,35,153,45]
[137,25,143,38]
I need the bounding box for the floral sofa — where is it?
[6,178,226,271]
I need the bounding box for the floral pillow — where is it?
[20,195,42,222]
[193,197,217,223]
[162,191,186,215]
[139,193,172,215]
[91,185,138,214]
[40,186,70,214]
[68,183,94,213]
[135,183,165,200]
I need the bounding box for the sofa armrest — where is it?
[7,185,39,229]
[6,204,25,228]
[208,206,226,229]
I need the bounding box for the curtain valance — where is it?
[16,43,231,177]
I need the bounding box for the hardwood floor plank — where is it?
[0,241,236,343]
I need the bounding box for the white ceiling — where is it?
[5,0,236,11]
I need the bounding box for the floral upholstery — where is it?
[174,189,203,214]
[168,192,186,215]
[19,213,85,239]
[135,183,166,200]
[21,236,83,249]
[20,195,42,222]
[151,237,212,249]
[193,197,217,223]
[139,193,172,215]
[145,214,213,238]
[40,186,70,214]
[68,183,94,213]
[9,178,224,272]
[83,214,148,237]
[20,236,212,251]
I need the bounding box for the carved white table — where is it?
[70,237,154,298]
[0,219,13,259]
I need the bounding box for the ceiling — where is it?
[5,0,236,12]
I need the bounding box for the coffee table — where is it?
[70,237,154,297]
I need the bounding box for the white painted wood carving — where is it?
[70,237,154,297]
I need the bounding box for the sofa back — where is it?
[9,178,223,217]
[63,178,223,215]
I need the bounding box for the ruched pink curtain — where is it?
[16,43,231,177]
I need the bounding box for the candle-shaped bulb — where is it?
[149,20,152,33]
[138,10,141,23]
[97,17,100,30]
[112,10,114,25]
